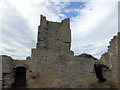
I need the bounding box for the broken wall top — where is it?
[1,55,26,73]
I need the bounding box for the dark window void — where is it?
[11,67,27,88]
[94,64,107,83]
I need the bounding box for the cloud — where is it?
[1,1,35,59]
[0,0,69,59]
[71,1,118,58]
[0,0,118,59]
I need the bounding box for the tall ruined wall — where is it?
[37,15,71,50]
[26,15,73,88]
[25,15,96,88]
[1,15,96,88]
[2,15,119,88]
[100,32,119,87]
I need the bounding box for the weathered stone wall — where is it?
[26,54,96,88]
[65,56,96,88]
[1,55,14,88]
[37,15,71,51]
[26,15,71,87]
[1,55,27,88]
[100,32,120,87]
[1,15,119,88]
[25,15,96,88]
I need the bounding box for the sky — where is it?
[0,0,118,60]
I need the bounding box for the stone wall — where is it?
[1,55,27,88]
[25,15,96,88]
[1,55,13,88]
[100,32,120,87]
[1,15,119,88]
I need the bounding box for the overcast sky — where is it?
[0,0,118,60]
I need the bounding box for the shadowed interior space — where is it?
[11,67,27,88]
[94,64,107,83]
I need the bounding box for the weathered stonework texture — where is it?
[1,15,119,88]
[100,32,120,87]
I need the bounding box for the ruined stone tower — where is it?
[25,15,75,88]
[22,15,95,88]
[37,15,71,50]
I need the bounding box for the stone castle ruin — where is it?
[0,15,119,88]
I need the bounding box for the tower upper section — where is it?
[37,15,71,51]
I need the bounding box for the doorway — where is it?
[11,67,27,88]
[94,64,107,82]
